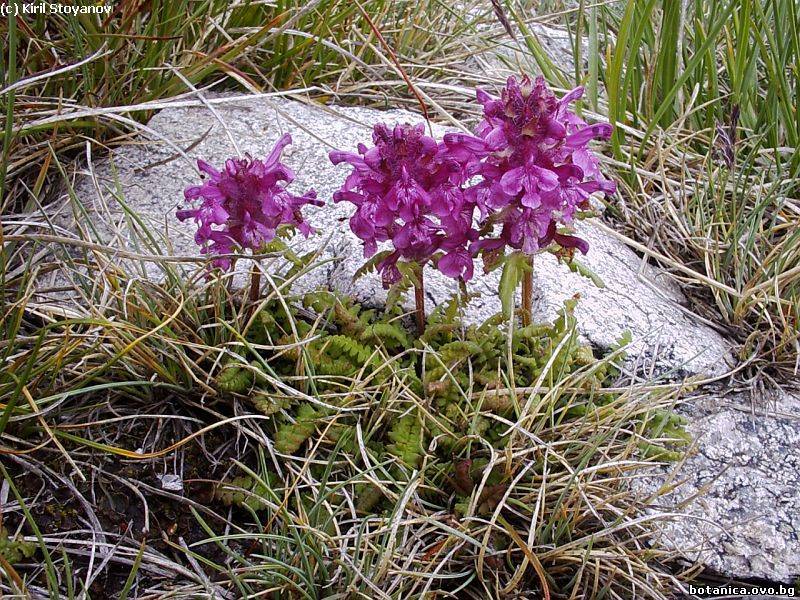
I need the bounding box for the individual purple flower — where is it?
[177,134,321,270]
[329,123,475,287]
[445,75,616,257]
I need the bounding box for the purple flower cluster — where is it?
[180,76,615,286]
[330,76,615,286]
[329,123,475,286]
[445,75,616,258]
[177,134,321,270]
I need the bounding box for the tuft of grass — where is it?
[0,174,693,596]
[0,0,493,211]
[508,0,799,377]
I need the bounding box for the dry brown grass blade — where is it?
[0,553,27,595]
[353,0,431,127]
[490,0,516,40]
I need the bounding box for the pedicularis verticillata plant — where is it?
[329,123,475,334]
[445,75,616,324]
[179,76,615,332]
[177,133,320,307]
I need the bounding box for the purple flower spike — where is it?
[447,75,616,258]
[177,134,322,270]
[330,123,476,286]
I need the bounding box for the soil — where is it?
[3,414,260,599]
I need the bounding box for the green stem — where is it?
[1,0,18,321]
[1,0,17,201]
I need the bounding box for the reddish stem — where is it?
[414,267,426,336]
[521,256,534,327]
[245,263,261,322]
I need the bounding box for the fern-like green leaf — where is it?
[353,250,394,280]
[0,527,36,564]
[314,354,358,377]
[499,252,528,319]
[303,290,338,314]
[274,403,319,454]
[213,475,272,511]
[251,391,289,415]
[217,363,253,393]
[563,257,605,288]
[438,340,483,363]
[387,414,425,468]
[362,322,409,349]
[355,483,384,514]
[325,335,374,366]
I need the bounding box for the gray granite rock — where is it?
[40,94,733,378]
[637,390,800,583]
